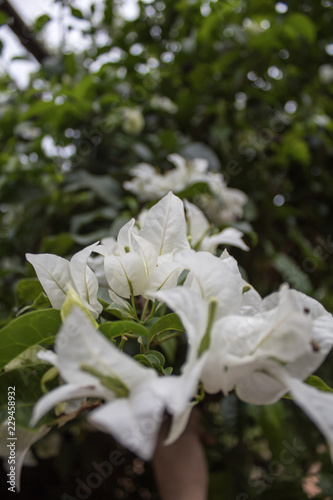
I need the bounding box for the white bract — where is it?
[31,308,207,460]
[156,249,333,461]
[26,242,102,319]
[23,185,333,472]
[124,154,247,223]
[96,192,190,300]
[184,200,249,252]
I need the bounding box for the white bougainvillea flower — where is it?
[158,252,333,397]
[121,107,145,135]
[232,288,333,404]
[155,250,244,362]
[96,192,190,300]
[200,179,248,224]
[124,154,248,223]
[123,163,172,202]
[156,251,333,462]
[200,285,316,395]
[26,242,102,319]
[31,308,206,460]
[89,352,207,458]
[184,200,249,252]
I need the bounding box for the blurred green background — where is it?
[0,0,333,498]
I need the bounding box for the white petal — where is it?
[108,289,132,310]
[254,287,312,362]
[30,383,108,427]
[94,237,117,257]
[201,228,249,253]
[139,192,190,256]
[184,200,210,247]
[37,350,58,366]
[69,242,103,318]
[235,367,287,404]
[55,308,156,388]
[117,219,135,253]
[260,287,329,319]
[286,314,333,380]
[145,261,182,299]
[241,284,262,315]
[164,404,194,445]
[167,154,187,173]
[104,253,147,298]
[131,232,158,274]
[283,375,333,463]
[88,387,164,460]
[26,253,70,309]
[156,287,208,355]
[177,250,243,317]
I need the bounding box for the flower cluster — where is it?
[25,191,333,468]
[124,154,248,223]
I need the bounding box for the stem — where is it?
[118,335,128,351]
[144,300,157,323]
[140,299,150,322]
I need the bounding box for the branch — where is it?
[0,0,49,64]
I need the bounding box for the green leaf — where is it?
[175,182,211,200]
[133,354,154,368]
[143,353,161,371]
[305,375,333,394]
[70,7,84,19]
[15,278,44,308]
[4,345,46,373]
[160,337,177,363]
[162,366,173,375]
[148,313,184,341]
[41,232,74,255]
[103,0,113,24]
[133,350,165,372]
[282,134,311,166]
[146,350,165,368]
[284,13,316,44]
[0,310,61,371]
[98,320,149,340]
[33,14,51,32]
[106,303,135,320]
[16,293,51,316]
[0,11,9,26]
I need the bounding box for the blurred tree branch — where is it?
[0,0,49,63]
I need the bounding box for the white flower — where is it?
[184,200,249,252]
[197,184,248,224]
[97,192,190,300]
[122,107,145,135]
[150,95,178,114]
[155,250,244,363]
[157,250,333,463]
[26,242,103,319]
[319,64,333,84]
[124,154,248,223]
[31,308,207,459]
